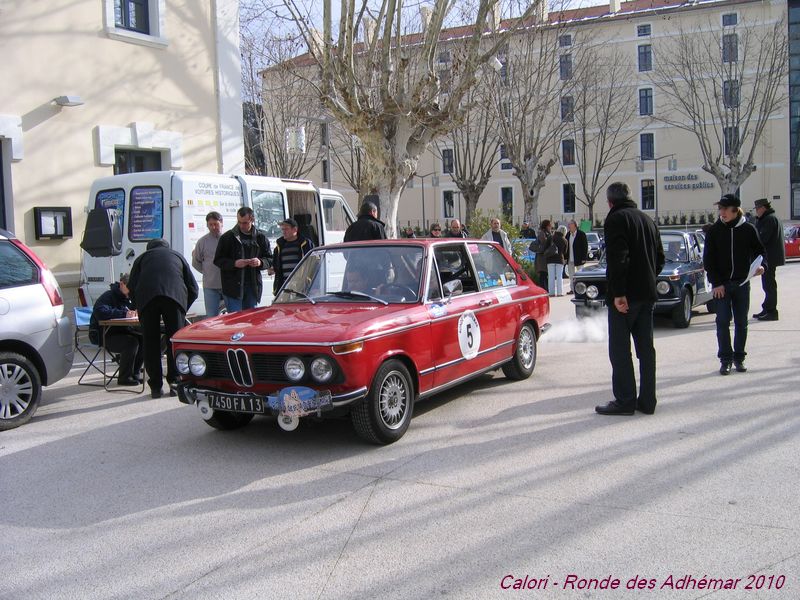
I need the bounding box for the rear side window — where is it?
[95,188,126,221]
[0,241,38,289]
[322,197,352,232]
[472,244,517,289]
[128,186,164,241]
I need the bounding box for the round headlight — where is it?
[310,357,334,383]
[284,356,305,381]
[656,281,671,295]
[586,285,599,299]
[176,352,190,374]
[189,354,207,376]
[574,282,587,295]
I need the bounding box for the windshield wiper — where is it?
[282,288,316,304]
[329,290,388,305]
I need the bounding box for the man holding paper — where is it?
[703,194,767,376]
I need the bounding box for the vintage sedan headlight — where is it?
[574,282,587,295]
[656,281,671,295]
[586,285,599,299]
[176,352,190,374]
[310,357,334,383]
[189,354,207,376]
[284,356,305,381]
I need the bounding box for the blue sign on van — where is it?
[95,189,125,221]
[129,186,163,241]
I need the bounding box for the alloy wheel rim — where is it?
[0,364,33,420]
[519,327,535,370]
[684,294,691,321]
[379,372,408,429]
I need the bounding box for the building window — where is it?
[115,0,149,34]
[723,33,738,63]
[724,126,740,156]
[562,139,575,166]
[562,183,576,213]
[637,24,651,37]
[559,34,572,47]
[722,13,738,27]
[499,145,512,170]
[560,96,574,122]
[640,133,654,161]
[559,54,572,80]
[639,88,653,116]
[723,79,740,108]
[638,44,652,72]
[443,190,454,219]
[501,187,513,221]
[442,148,454,174]
[641,179,655,210]
[114,149,162,174]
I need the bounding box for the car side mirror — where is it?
[443,279,463,303]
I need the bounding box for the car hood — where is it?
[174,303,418,345]
[574,262,685,279]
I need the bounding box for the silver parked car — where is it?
[0,229,74,430]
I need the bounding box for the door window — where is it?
[96,188,126,222]
[322,197,351,233]
[433,244,479,294]
[0,241,37,288]
[251,190,285,245]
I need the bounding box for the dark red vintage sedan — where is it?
[172,239,550,444]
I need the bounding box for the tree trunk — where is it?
[462,190,481,226]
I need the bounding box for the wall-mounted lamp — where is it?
[53,95,84,107]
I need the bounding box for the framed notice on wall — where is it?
[33,207,73,240]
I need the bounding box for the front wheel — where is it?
[502,323,538,380]
[351,359,414,445]
[0,352,42,431]
[671,288,693,328]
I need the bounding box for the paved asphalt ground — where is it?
[2,264,798,600]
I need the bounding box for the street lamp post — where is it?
[414,172,437,231]
[293,115,335,188]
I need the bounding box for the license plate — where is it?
[269,386,333,417]
[206,392,266,414]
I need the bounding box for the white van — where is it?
[79,171,355,313]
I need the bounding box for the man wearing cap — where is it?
[520,221,536,239]
[752,198,784,321]
[703,194,766,375]
[270,218,314,295]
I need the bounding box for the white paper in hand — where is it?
[740,255,763,286]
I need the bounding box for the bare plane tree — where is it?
[648,18,788,195]
[330,126,371,201]
[563,46,646,222]
[279,0,543,237]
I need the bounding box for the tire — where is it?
[0,352,42,431]
[502,323,537,380]
[671,288,692,328]
[203,410,254,431]
[351,359,414,445]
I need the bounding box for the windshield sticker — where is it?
[458,310,481,360]
[468,243,480,254]
[428,303,447,318]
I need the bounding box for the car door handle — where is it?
[478,299,493,307]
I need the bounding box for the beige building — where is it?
[0,0,244,285]
[306,0,793,230]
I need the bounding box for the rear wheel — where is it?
[0,352,42,431]
[671,288,693,328]
[351,359,414,445]
[502,323,537,380]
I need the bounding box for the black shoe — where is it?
[151,388,162,399]
[169,388,177,397]
[118,378,140,386]
[720,362,732,375]
[733,361,747,373]
[595,401,634,416]
[636,405,656,415]
[752,310,766,319]
[756,311,778,321]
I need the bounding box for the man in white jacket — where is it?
[481,218,512,253]
[191,211,224,317]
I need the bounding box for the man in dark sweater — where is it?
[271,218,314,295]
[596,182,664,416]
[752,198,784,321]
[703,194,766,375]
[344,201,387,241]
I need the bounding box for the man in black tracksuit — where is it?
[752,198,784,321]
[596,182,664,416]
[344,201,387,241]
[703,194,767,375]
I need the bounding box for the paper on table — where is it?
[740,255,763,286]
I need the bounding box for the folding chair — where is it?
[74,307,119,386]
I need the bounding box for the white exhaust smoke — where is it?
[541,314,607,343]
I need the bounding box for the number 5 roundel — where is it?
[457,310,481,360]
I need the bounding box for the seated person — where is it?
[665,241,685,261]
[89,273,144,386]
[342,269,373,294]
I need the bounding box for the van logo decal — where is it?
[231,332,245,341]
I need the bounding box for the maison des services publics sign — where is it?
[662,173,715,192]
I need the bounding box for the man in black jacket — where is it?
[128,239,198,398]
[270,218,314,295]
[596,182,664,416]
[89,274,143,386]
[703,194,766,375]
[565,220,589,294]
[752,198,784,321]
[344,201,387,241]
[214,207,272,311]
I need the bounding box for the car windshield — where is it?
[586,233,600,243]
[661,233,688,262]
[274,245,424,304]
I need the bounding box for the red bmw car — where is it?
[172,239,550,444]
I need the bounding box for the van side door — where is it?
[320,194,355,245]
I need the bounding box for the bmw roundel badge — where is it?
[231,332,245,341]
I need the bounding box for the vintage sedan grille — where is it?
[196,351,291,384]
[227,348,254,387]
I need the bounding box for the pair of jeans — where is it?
[714,281,750,362]
[760,266,778,313]
[607,301,657,412]
[566,262,577,292]
[224,284,259,313]
[203,288,225,318]
[547,263,564,295]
